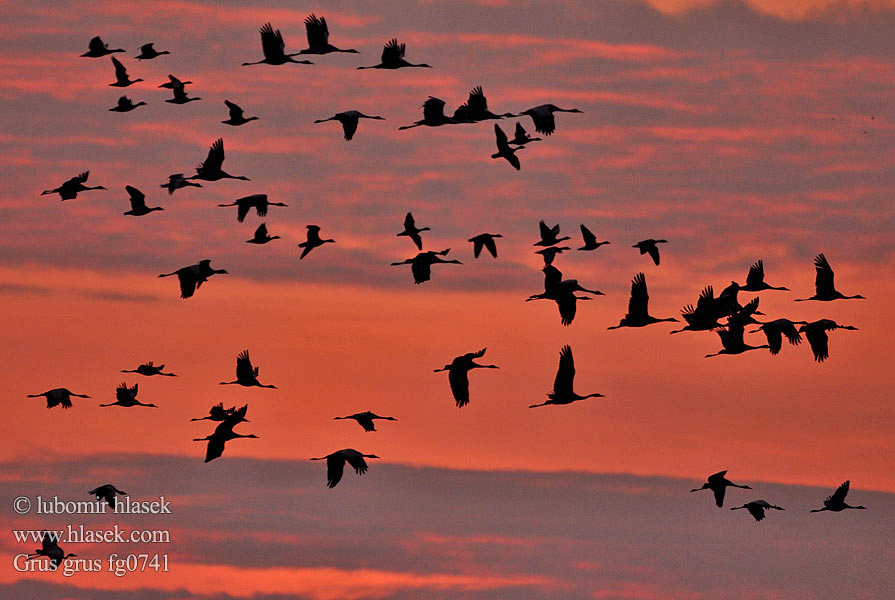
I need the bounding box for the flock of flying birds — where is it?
[26,14,870,572]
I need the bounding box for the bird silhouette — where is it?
[704,319,770,358]
[468,233,502,258]
[222,100,258,126]
[453,86,515,122]
[810,481,866,512]
[739,260,789,292]
[81,36,123,58]
[89,484,126,508]
[298,225,335,259]
[526,265,601,326]
[100,382,156,407]
[314,111,384,140]
[135,43,169,59]
[508,122,541,146]
[691,470,752,507]
[748,319,806,354]
[299,14,359,54]
[194,404,256,462]
[608,273,677,329]
[578,224,609,251]
[731,500,784,521]
[158,74,192,89]
[536,246,570,266]
[27,533,76,570]
[357,38,430,69]
[399,97,458,129]
[242,23,314,66]
[164,78,200,104]
[633,239,667,266]
[492,123,522,170]
[27,388,89,410]
[122,186,163,216]
[397,212,430,250]
[188,139,249,181]
[434,348,498,408]
[109,56,142,87]
[160,173,202,195]
[391,249,461,284]
[334,411,397,432]
[530,345,604,408]
[191,402,241,422]
[121,361,176,376]
[670,286,723,334]
[108,95,146,112]
[517,104,582,135]
[158,259,228,299]
[220,350,277,388]
[798,319,858,363]
[534,221,570,246]
[311,449,378,488]
[218,193,286,222]
[246,222,280,244]
[794,254,865,301]
[42,171,106,201]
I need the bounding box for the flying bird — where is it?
[526,265,602,326]
[468,233,502,258]
[121,361,176,376]
[108,95,146,112]
[453,86,515,122]
[608,273,678,329]
[188,139,249,181]
[690,470,752,507]
[314,110,384,140]
[578,224,609,251]
[122,185,163,216]
[89,484,126,508]
[191,403,241,422]
[158,74,192,89]
[535,246,570,266]
[134,43,169,59]
[81,36,123,58]
[357,38,431,69]
[704,320,770,358]
[794,253,865,301]
[160,173,202,195]
[27,533,77,571]
[242,23,313,66]
[220,350,277,389]
[731,500,784,522]
[491,123,522,170]
[391,249,461,284]
[298,225,335,259]
[222,100,258,126]
[398,97,458,129]
[218,193,287,222]
[529,345,604,408]
[99,382,157,407]
[670,286,723,334]
[26,388,89,410]
[798,319,858,363]
[517,104,582,135]
[158,259,228,299]
[246,222,280,244]
[739,260,789,292]
[397,212,430,250]
[164,78,200,104]
[534,221,570,246]
[433,348,498,408]
[334,411,397,432]
[109,56,142,87]
[810,480,866,512]
[508,122,541,146]
[311,449,378,488]
[748,319,806,354]
[41,171,106,201]
[299,14,359,54]
[633,239,667,266]
[194,404,256,462]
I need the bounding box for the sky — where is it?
[1,0,893,598]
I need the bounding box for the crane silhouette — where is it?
[334,411,397,432]
[100,382,156,407]
[160,173,201,195]
[530,345,604,408]
[739,260,789,291]
[798,319,858,363]
[298,225,335,259]
[704,320,770,358]
[314,111,384,141]
[122,186,163,216]
[731,500,784,521]
[121,361,176,376]
[299,14,359,54]
[135,43,169,59]
[109,56,142,87]
[89,484,126,508]
[164,78,200,104]
[397,212,430,250]
[357,38,431,69]
[749,319,806,354]
[492,123,522,170]
[27,388,89,410]
[633,239,667,266]
[194,404,256,462]
[526,265,601,326]
[242,23,313,66]
[222,100,258,126]
[81,36,123,58]
[311,449,379,488]
[159,259,228,299]
[810,481,866,512]
[670,286,723,334]
[517,104,582,135]
[536,246,570,265]
[109,95,146,112]
[220,350,277,388]
[608,273,677,329]
[391,249,461,284]
[434,348,499,408]
[246,222,280,244]
[795,254,865,301]
[453,86,515,122]
[690,470,751,507]
[159,74,192,89]
[399,97,458,129]
[191,402,242,422]
[508,122,541,146]
[188,139,249,181]
[42,171,106,201]
[534,221,570,246]
[578,224,609,251]
[218,194,287,222]
[27,533,76,570]
[468,233,502,258]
